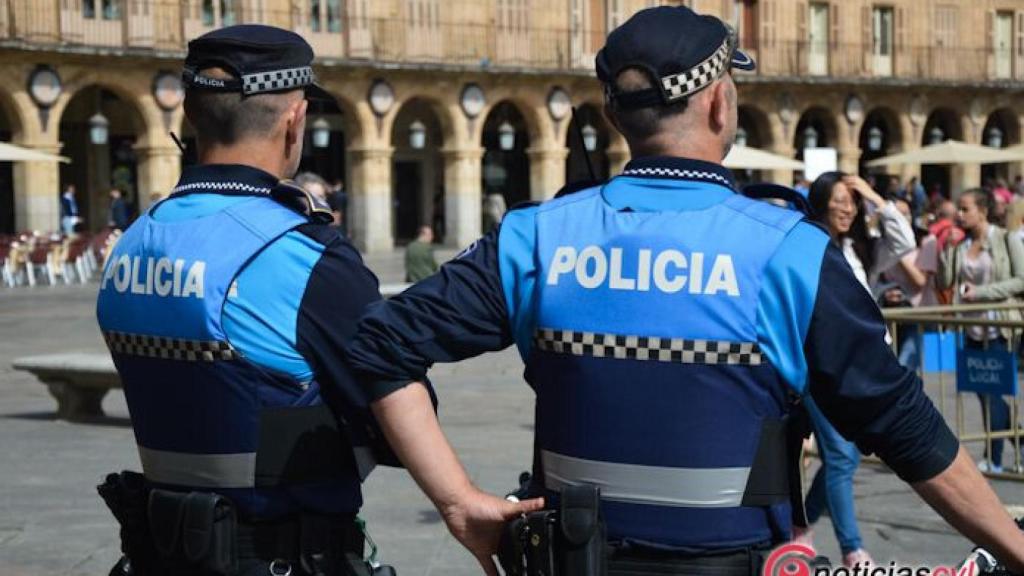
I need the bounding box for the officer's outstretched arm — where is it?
[912,447,1024,572]
[371,381,544,576]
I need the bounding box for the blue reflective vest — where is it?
[96,194,366,520]
[526,185,803,549]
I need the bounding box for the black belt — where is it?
[236,514,360,562]
[608,546,769,576]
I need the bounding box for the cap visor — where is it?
[731,49,756,71]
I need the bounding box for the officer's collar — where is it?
[170,164,280,197]
[620,156,737,191]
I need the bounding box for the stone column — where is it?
[135,144,181,210]
[767,144,797,186]
[526,146,569,201]
[347,146,394,254]
[441,147,484,250]
[837,146,861,176]
[951,163,982,198]
[13,142,63,233]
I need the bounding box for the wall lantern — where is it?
[929,126,945,145]
[802,126,818,149]
[409,120,426,150]
[498,121,515,151]
[986,126,1004,148]
[868,126,883,152]
[735,126,748,147]
[311,118,331,148]
[581,124,598,152]
[89,112,110,145]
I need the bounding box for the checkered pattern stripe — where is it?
[104,331,239,362]
[534,328,762,366]
[660,38,731,102]
[170,181,271,195]
[242,66,314,95]
[621,167,732,188]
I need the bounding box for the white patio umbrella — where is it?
[865,140,1024,167]
[0,141,70,163]
[723,144,805,170]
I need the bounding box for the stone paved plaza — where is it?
[2,253,1024,575]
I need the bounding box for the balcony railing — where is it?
[0,1,1021,84]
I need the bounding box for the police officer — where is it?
[346,6,1024,576]
[96,25,400,576]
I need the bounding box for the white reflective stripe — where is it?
[353,446,377,481]
[138,446,256,489]
[541,450,750,509]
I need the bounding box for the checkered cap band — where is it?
[242,66,314,95]
[534,328,762,366]
[104,331,239,362]
[660,38,731,102]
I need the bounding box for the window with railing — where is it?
[608,0,622,30]
[310,0,342,33]
[872,6,894,76]
[202,0,237,27]
[83,0,122,20]
[498,0,530,63]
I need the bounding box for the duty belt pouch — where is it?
[97,471,161,574]
[526,511,558,576]
[558,485,607,576]
[148,489,238,575]
[498,516,528,576]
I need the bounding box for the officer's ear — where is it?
[707,78,731,134]
[284,97,308,150]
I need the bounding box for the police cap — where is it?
[183,24,332,102]
[596,5,756,110]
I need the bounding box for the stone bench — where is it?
[12,352,119,421]
[12,284,414,422]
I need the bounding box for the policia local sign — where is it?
[956,345,1019,397]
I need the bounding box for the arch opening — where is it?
[58,85,147,233]
[481,101,531,231]
[565,104,611,184]
[390,98,446,243]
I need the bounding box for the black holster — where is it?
[98,471,162,575]
[499,484,607,576]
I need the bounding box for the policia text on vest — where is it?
[102,256,206,299]
[546,246,740,296]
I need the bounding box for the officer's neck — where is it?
[630,135,726,165]
[198,143,290,180]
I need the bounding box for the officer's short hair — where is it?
[184,71,295,145]
[607,68,689,141]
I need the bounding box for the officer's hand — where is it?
[440,488,544,576]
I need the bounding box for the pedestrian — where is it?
[95,25,399,576]
[938,188,1024,473]
[482,191,507,233]
[908,176,927,219]
[329,178,347,233]
[347,6,1024,576]
[107,188,128,230]
[60,183,80,234]
[404,225,438,282]
[294,170,331,206]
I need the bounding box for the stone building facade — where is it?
[0,0,1022,252]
